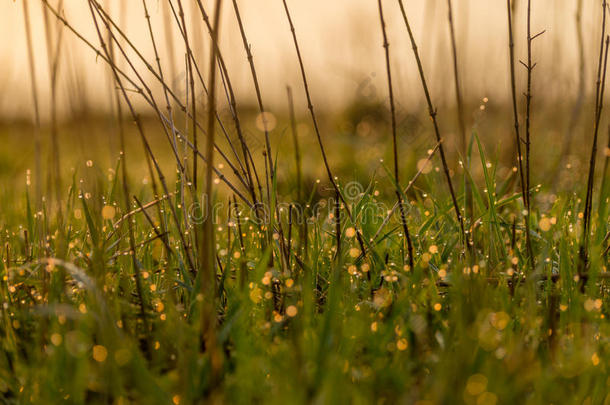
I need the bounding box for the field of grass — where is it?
[1,0,610,404]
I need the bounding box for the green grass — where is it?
[4,0,610,403]
[0,121,608,404]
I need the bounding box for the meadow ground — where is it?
[1,0,609,404]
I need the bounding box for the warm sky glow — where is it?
[0,1,602,119]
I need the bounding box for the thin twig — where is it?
[199,0,223,381]
[446,0,473,255]
[371,143,440,243]
[232,0,274,201]
[377,0,414,270]
[87,2,151,356]
[281,0,370,262]
[581,0,610,290]
[506,0,534,271]
[397,0,466,250]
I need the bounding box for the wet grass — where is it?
[2,0,610,403]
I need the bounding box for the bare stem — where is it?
[506,0,534,271]
[199,0,223,379]
[22,0,42,209]
[377,0,414,270]
[397,0,466,249]
[446,0,473,254]
[581,0,609,291]
[232,0,274,201]
[281,0,370,262]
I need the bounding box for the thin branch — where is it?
[396,0,466,250]
[377,0,414,269]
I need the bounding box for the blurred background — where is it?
[0,0,606,215]
[0,0,603,119]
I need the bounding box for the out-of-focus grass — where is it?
[0,103,608,404]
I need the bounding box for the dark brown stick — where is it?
[397,0,466,250]
[581,0,609,290]
[557,0,585,173]
[82,1,253,196]
[506,0,534,271]
[287,86,302,203]
[281,0,342,206]
[192,0,260,210]
[199,1,223,365]
[175,0,198,190]
[446,0,473,254]
[377,0,414,270]
[232,0,274,200]
[522,0,544,270]
[281,0,370,263]
[87,2,151,356]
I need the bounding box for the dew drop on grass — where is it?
[592,353,600,366]
[417,158,433,174]
[50,333,62,346]
[465,374,487,396]
[92,345,108,362]
[102,205,116,220]
[286,305,298,317]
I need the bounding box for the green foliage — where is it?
[0,133,608,404]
